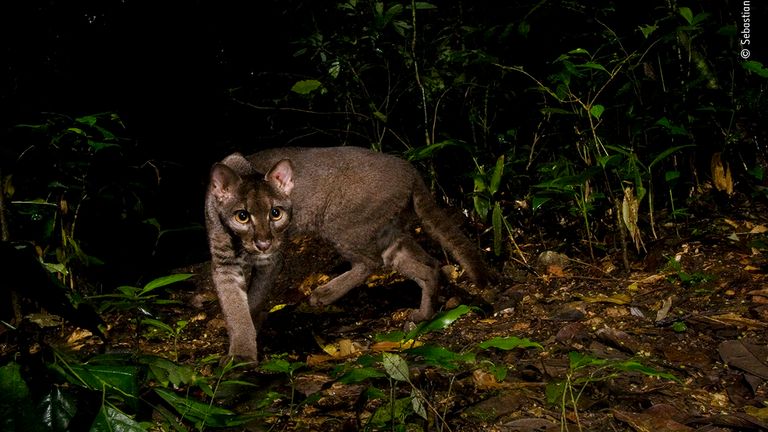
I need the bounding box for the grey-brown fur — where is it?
[206,146,486,363]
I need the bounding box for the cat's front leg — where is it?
[247,256,283,330]
[309,262,372,307]
[211,262,259,363]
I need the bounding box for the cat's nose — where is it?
[254,240,272,252]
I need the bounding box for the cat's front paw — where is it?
[308,286,336,307]
[408,307,434,323]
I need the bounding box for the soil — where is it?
[8,193,768,431]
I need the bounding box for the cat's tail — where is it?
[411,178,488,288]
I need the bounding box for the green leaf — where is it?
[411,389,427,420]
[404,304,472,340]
[412,2,437,10]
[665,170,681,182]
[259,357,304,375]
[545,381,566,405]
[531,196,551,212]
[489,155,505,195]
[56,363,141,408]
[639,24,658,39]
[742,60,768,78]
[589,104,605,119]
[381,352,409,382]
[568,351,607,369]
[290,79,323,95]
[404,139,466,161]
[405,345,475,369]
[478,336,543,351]
[612,360,680,382]
[578,62,608,73]
[39,387,78,431]
[655,117,688,136]
[154,388,252,427]
[648,145,695,169]
[678,7,693,24]
[141,273,194,295]
[0,362,46,432]
[142,318,174,334]
[89,404,146,432]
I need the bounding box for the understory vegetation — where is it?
[1,0,766,430]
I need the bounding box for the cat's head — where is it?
[208,154,294,260]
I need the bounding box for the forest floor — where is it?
[11,194,768,432]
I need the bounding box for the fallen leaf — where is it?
[613,409,694,431]
[578,293,632,305]
[718,340,768,379]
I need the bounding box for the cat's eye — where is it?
[234,210,250,224]
[269,207,282,221]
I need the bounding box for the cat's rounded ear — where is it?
[221,152,256,175]
[210,163,241,200]
[266,159,294,195]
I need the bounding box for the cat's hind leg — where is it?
[309,261,373,307]
[381,236,440,322]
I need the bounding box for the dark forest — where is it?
[2,1,768,431]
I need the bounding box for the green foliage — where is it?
[546,351,679,429]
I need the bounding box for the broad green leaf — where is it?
[404,304,472,340]
[613,360,680,382]
[381,352,409,382]
[578,62,608,73]
[742,60,768,78]
[412,2,437,10]
[39,387,78,431]
[568,351,607,369]
[648,145,694,169]
[87,140,119,152]
[141,273,194,294]
[639,24,658,39]
[489,155,505,195]
[531,196,551,212]
[89,404,145,432]
[154,388,252,427]
[405,345,475,369]
[589,104,605,119]
[58,363,141,408]
[0,362,46,432]
[259,357,304,375]
[655,117,688,136]
[411,389,427,420]
[404,139,466,161]
[478,336,543,351]
[291,79,322,95]
[370,396,412,427]
[76,115,99,126]
[678,7,693,25]
[0,362,29,402]
[665,170,681,182]
[545,381,566,405]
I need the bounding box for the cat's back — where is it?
[249,146,410,174]
[246,146,420,230]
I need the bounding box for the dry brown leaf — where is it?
[622,187,645,252]
[578,293,632,305]
[711,152,734,195]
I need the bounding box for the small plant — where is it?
[546,352,679,431]
[663,256,715,286]
[90,273,194,350]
